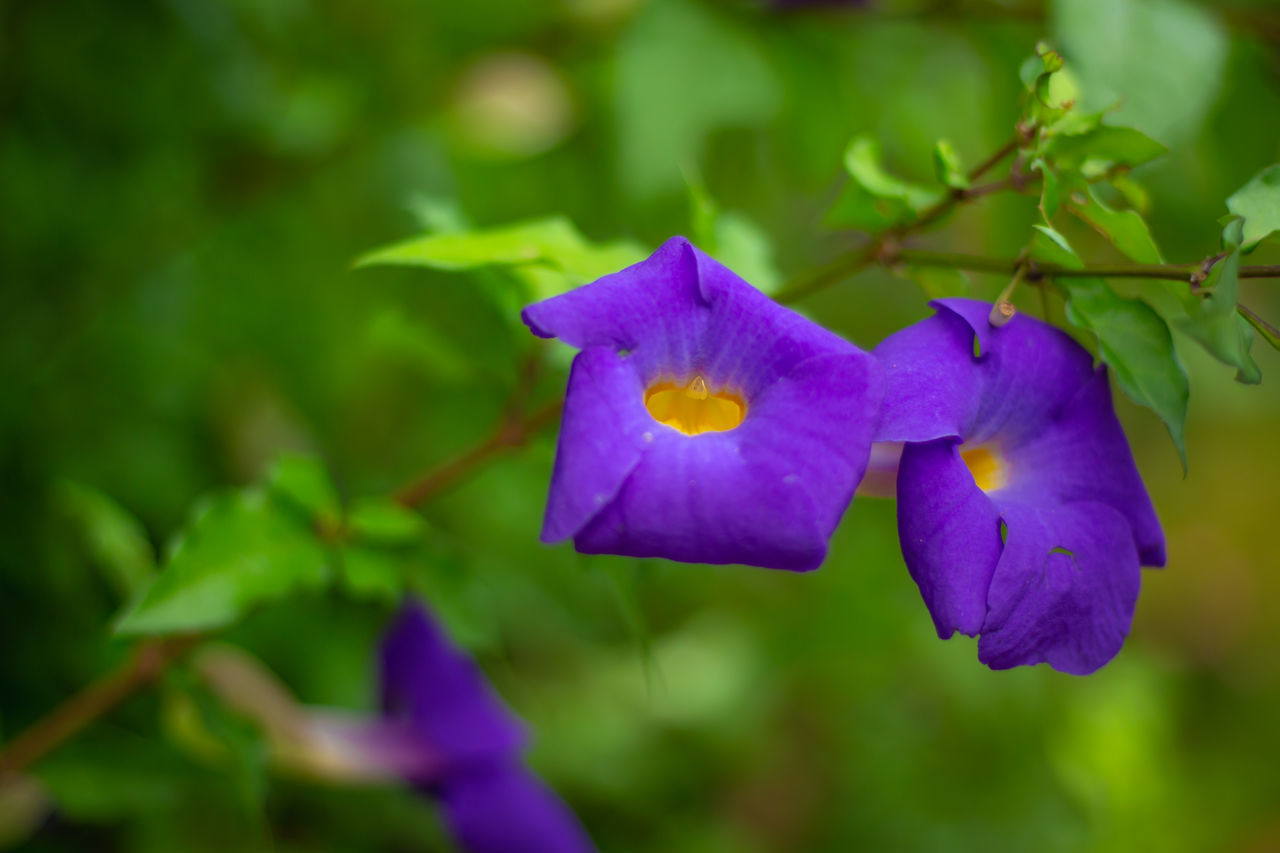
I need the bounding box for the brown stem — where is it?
[890,249,1280,282]
[0,635,202,783]
[393,397,564,508]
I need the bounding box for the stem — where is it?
[894,249,1280,282]
[774,243,881,305]
[392,397,564,508]
[0,636,202,782]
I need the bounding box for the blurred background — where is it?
[3,0,1280,850]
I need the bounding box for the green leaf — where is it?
[355,217,646,302]
[55,481,155,598]
[1053,0,1227,144]
[1062,278,1189,467]
[1174,237,1262,384]
[1046,126,1168,171]
[115,489,330,635]
[347,497,426,545]
[1032,159,1060,223]
[337,546,406,602]
[827,136,944,232]
[266,454,339,519]
[1111,174,1151,214]
[614,0,780,199]
[1239,307,1280,352]
[1067,186,1163,264]
[1030,224,1083,269]
[1226,164,1280,250]
[932,140,969,190]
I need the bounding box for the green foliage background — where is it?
[3,0,1280,850]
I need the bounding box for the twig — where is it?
[890,249,1280,282]
[392,397,564,508]
[0,636,202,782]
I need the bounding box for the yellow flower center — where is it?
[644,375,746,435]
[960,444,1006,492]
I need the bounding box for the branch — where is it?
[892,249,1280,282]
[775,129,1029,304]
[0,636,202,782]
[392,397,564,508]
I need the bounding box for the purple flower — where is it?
[378,601,596,853]
[873,299,1165,674]
[523,236,883,571]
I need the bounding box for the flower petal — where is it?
[930,298,1096,444]
[380,601,526,764]
[691,248,863,398]
[895,437,1004,635]
[523,237,861,397]
[436,762,596,853]
[540,347,649,543]
[574,351,879,571]
[998,367,1166,566]
[979,500,1141,675]
[872,311,982,442]
[521,236,705,379]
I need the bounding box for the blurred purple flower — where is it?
[873,299,1165,674]
[523,236,883,571]
[376,601,596,853]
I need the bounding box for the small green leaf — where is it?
[932,140,969,190]
[55,482,156,599]
[1174,233,1261,384]
[347,497,426,545]
[1111,174,1151,214]
[844,136,941,210]
[356,217,647,301]
[1225,164,1280,250]
[267,454,340,519]
[828,136,944,232]
[337,546,406,601]
[1032,159,1060,223]
[1047,126,1168,171]
[1062,278,1189,467]
[1239,307,1280,352]
[115,489,330,635]
[1030,224,1083,269]
[1068,186,1163,264]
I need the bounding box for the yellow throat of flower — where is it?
[960,444,1006,492]
[644,375,746,435]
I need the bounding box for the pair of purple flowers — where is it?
[525,236,1165,677]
